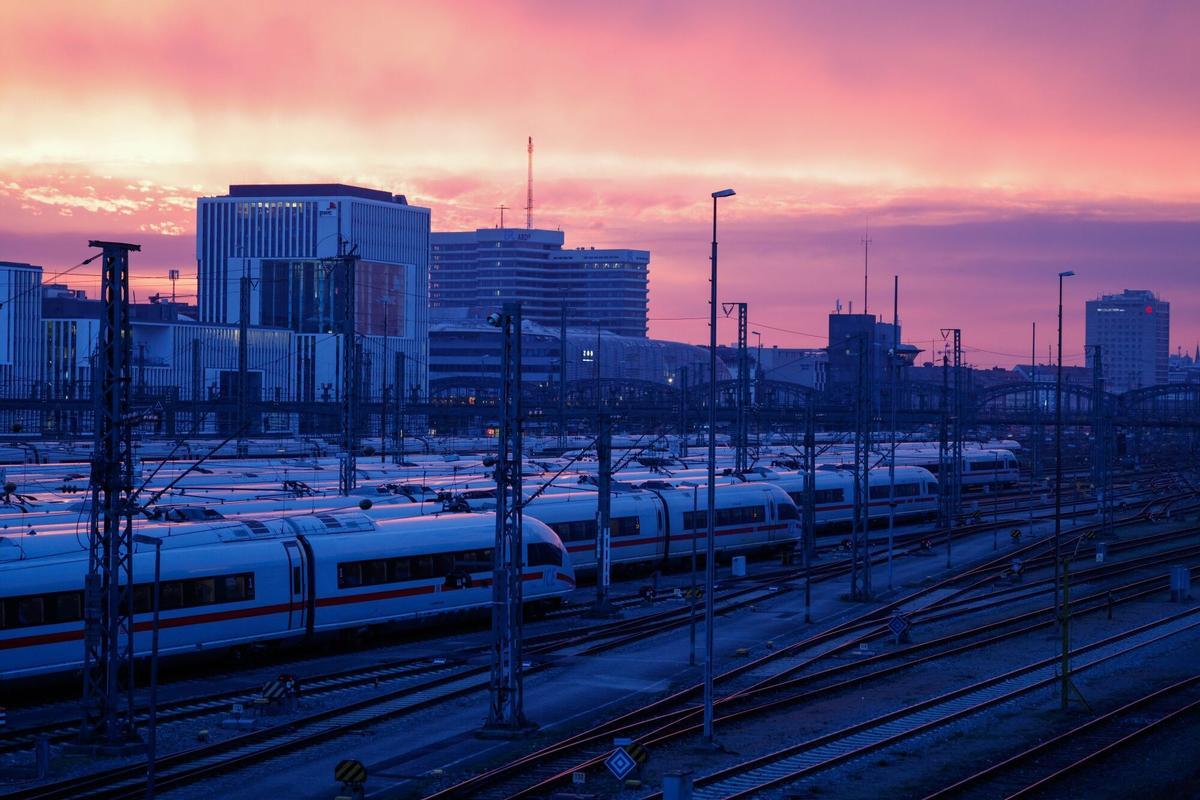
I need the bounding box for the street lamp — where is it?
[1055,269,1074,711]
[133,533,163,799]
[705,187,735,746]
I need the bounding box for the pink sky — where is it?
[1,1,1197,366]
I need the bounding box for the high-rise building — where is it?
[0,261,42,403]
[196,183,430,396]
[430,227,649,337]
[1085,289,1169,393]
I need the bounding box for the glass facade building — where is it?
[430,228,650,337]
[196,184,429,395]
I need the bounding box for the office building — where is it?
[197,183,430,396]
[0,262,42,433]
[1085,289,1169,393]
[430,227,650,337]
[427,313,721,400]
[825,313,919,396]
[42,287,294,436]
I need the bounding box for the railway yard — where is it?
[2,435,1200,799]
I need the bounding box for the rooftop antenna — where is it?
[525,136,534,230]
[496,204,509,229]
[862,217,872,318]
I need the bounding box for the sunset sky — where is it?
[1,1,1197,366]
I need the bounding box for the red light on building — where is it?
[1145,305,1155,314]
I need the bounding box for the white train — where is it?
[0,512,573,680]
[522,482,800,571]
[890,449,1019,489]
[768,466,940,529]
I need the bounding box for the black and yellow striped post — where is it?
[335,759,368,799]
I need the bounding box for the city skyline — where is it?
[2,1,1198,365]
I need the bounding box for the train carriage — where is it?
[304,513,572,631]
[0,512,573,680]
[0,537,296,680]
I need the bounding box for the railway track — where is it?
[5,488,1194,798]
[418,508,1200,799]
[923,675,1200,800]
[668,607,1200,800]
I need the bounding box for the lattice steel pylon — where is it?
[77,241,142,752]
[338,251,359,495]
[724,301,750,472]
[484,302,535,733]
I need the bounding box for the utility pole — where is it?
[887,276,899,590]
[484,301,534,734]
[559,306,567,450]
[381,302,390,464]
[338,250,359,495]
[236,272,251,456]
[939,328,962,567]
[1031,322,1039,482]
[190,338,202,435]
[803,400,816,623]
[1091,345,1112,538]
[593,412,615,615]
[851,331,872,601]
[952,329,963,563]
[679,365,689,458]
[724,302,749,472]
[939,349,950,540]
[392,351,405,465]
[1055,270,1075,647]
[76,240,142,754]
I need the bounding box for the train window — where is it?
[221,575,251,602]
[713,506,766,527]
[683,510,707,532]
[182,579,216,607]
[160,582,184,611]
[550,520,597,542]
[454,549,493,572]
[895,483,921,498]
[869,485,890,500]
[132,584,152,614]
[528,542,562,567]
[814,489,845,505]
[778,503,798,520]
[363,561,389,586]
[54,593,81,622]
[389,558,412,582]
[16,597,45,627]
[611,516,642,537]
[338,564,362,589]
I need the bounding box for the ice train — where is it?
[0,512,573,680]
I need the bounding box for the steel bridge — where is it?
[5,378,1200,440]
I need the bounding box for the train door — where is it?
[282,541,308,632]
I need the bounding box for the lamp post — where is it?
[133,533,162,799]
[1055,269,1074,711]
[705,187,735,746]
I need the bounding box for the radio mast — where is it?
[525,136,534,230]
